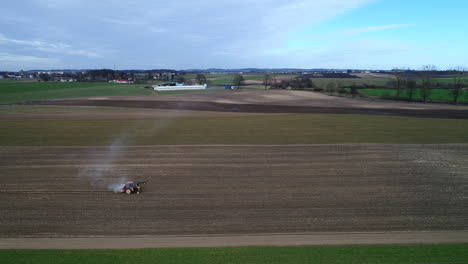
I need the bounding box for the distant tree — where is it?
[147,72,153,81]
[87,69,115,81]
[337,81,344,89]
[419,65,436,103]
[263,74,272,90]
[279,80,289,89]
[406,79,418,101]
[326,82,336,95]
[232,74,245,89]
[451,67,466,104]
[290,79,301,89]
[270,78,278,89]
[195,73,207,85]
[176,76,186,83]
[391,69,406,97]
[76,72,84,82]
[107,72,115,82]
[338,87,347,95]
[39,73,50,82]
[350,83,359,98]
[301,78,314,89]
[120,72,129,80]
[288,77,314,90]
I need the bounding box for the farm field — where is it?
[1,144,468,237]
[0,81,152,104]
[2,89,468,253]
[185,73,298,86]
[2,244,468,264]
[2,114,468,146]
[2,76,466,104]
[360,88,468,103]
[0,81,227,104]
[311,77,390,88]
[2,90,468,146]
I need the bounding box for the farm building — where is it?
[153,83,207,91]
[109,79,134,84]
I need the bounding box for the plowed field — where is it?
[1,145,467,238]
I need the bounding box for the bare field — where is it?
[28,90,468,119]
[1,145,468,238]
[3,90,468,249]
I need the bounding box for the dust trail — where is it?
[78,112,181,192]
[78,135,130,192]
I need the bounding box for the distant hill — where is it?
[181,68,357,73]
[24,68,383,73]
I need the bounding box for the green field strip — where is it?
[0,82,119,94]
[2,244,468,264]
[360,88,468,102]
[2,114,468,146]
[0,85,152,104]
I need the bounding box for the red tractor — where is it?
[117,181,146,194]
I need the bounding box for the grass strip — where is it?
[1,114,468,146]
[2,244,468,264]
[360,88,468,102]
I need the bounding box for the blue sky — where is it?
[0,0,467,71]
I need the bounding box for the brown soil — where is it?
[1,144,467,238]
[25,90,468,119]
[3,90,468,248]
[352,73,395,78]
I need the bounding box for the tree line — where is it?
[261,65,468,105]
[384,65,467,104]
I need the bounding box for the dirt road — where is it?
[1,145,468,239]
[2,231,468,249]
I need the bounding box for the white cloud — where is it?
[0,34,100,57]
[203,0,377,57]
[305,37,412,68]
[0,53,59,63]
[100,17,146,26]
[100,17,168,35]
[332,23,413,38]
[31,0,86,9]
[262,0,376,33]
[1,0,384,69]
[0,53,62,70]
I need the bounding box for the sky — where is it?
[0,0,467,71]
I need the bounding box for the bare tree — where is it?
[350,83,359,98]
[406,79,417,101]
[326,82,336,95]
[195,73,207,85]
[420,65,436,103]
[451,67,466,105]
[270,78,278,89]
[263,73,272,90]
[232,74,245,89]
[147,72,153,81]
[391,68,406,97]
[176,75,186,83]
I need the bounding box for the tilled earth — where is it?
[26,90,468,119]
[1,144,468,238]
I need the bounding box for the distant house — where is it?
[109,79,134,84]
[60,78,76,82]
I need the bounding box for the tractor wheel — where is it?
[125,189,132,195]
